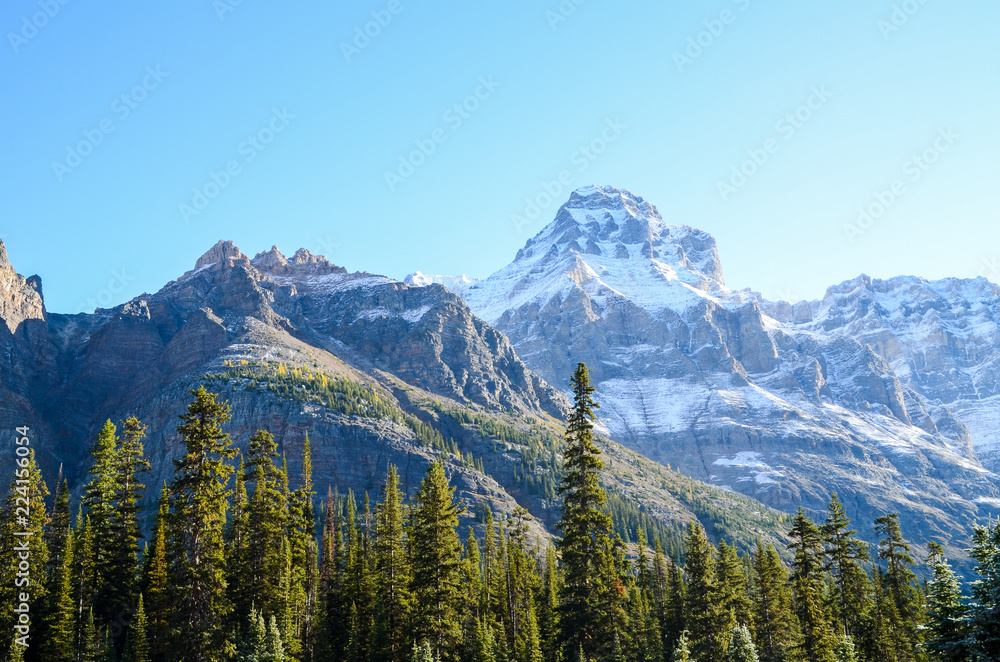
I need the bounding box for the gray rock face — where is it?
[0,236,788,551]
[760,275,1000,471]
[459,185,1000,558]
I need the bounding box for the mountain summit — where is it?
[441,185,1000,559]
[465,185,732,324]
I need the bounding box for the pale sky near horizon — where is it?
[2,0,998,313]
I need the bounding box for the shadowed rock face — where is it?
[14,239,561,473]
[1,238,791,551]
[0,240,56,475]
[458,185,1000,558]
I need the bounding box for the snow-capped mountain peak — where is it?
[442,186,1000,553]
[465,185,736,323]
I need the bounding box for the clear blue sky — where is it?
[2,0,998,313]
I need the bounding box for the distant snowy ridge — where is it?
[404,271,478,297]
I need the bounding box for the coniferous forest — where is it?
[3,363,1000,662]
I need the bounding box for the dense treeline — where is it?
[2,363,1000,662]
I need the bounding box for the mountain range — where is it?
[0,228,784,556]
[3,184,999,563]
[428,185,1000,561]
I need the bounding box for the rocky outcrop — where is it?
[0,241,54,474]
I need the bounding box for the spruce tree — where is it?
[539,543,560,662]
[38,473,73,661]
[556,362,616,661]
[873,514,922,658]
[716,541,752,629]
[109,416,151,629]
[410,641,435,662]
[244,430,288,622]
[923,542,968,662]
[241,609,268,662]
[409,461,464,661]
[43,474,71,587]
[287,435,316,661]
[471,618,498,662]
[80,608,100,662]
[820,494,869,637]
[265,616,286,662]
[375,465,412,662]
[626,562,662,662]
[84,420,120,625]
[123,595,150,662]
[503,509,545,662]
[72,513,96,653]
[787,508,836,662]
[968,521,1000,661]
[141,485,170,662]
[727,624,760,662]
[750,542,796,662]
[167,386,237,661]
[345,491,377,662]
[671,631,692,662]
[226,456,252,633]
[833,635,858,662]
[39,526,76,662]
[684,523,727,662]
[664,557,687,655]
[324,490,351,661]
[460,529,485,662]
[856,568,906,662]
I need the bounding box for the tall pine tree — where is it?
[556,363,617,662]
[410,461,464,661]
[787,508,835,662]
[750,542,797,662]
[683,523,728,662]
[374,465,411,662]
[167,386,237,662]
[820,494,869,637]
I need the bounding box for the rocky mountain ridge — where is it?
[0,237,787,553]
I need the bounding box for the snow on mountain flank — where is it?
[441,184,1000,549]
